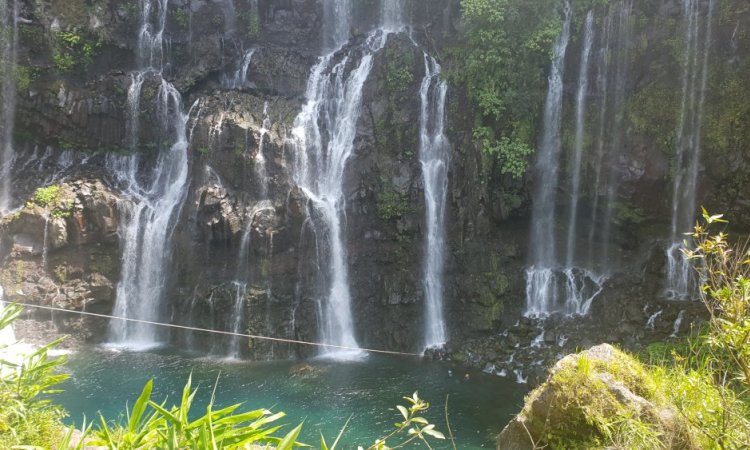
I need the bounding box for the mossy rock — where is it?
[497,344,697,450]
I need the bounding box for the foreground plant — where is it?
[684,209,750,390]
[83,375,304,449]
[0,304,69,449]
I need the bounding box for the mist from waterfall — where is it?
[107,0,191,347]
[0,0,18,213]
[525,1,572,316]
[420,54,451,351]
[381,0,405,31]
[665,0,714,300]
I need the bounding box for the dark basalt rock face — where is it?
[0,0,746,373]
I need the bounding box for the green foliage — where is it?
[684,210,750,390]
[366,392,446,450]
[0,304,69,449]
[238,11,261,39]
[196,146,210,157]
[384,46,415,94]
[171,8,190,30]
[85,375,304,449]
[474,127,533,179]
[627,81,678,153]
[52,30,102,72]
[26,185,72,218]
[377,191,412,221]
[15,66,32,92]
[456,0,563,178]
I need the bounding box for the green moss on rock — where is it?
[497,344,698,450]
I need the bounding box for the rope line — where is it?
[9,301,421,357]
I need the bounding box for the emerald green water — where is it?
[56,349,527,449]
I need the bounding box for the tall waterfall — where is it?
[665,0,714,299]
[0,0,18,212]
[588,0,634,268]
[108,0,191,347]
[525,2,572,316]
[291,19,389,356]
[565,11,594,269]
[420,54,450,351]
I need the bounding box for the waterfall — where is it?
[224,201,274,359]
[0,0,18,212]
[107,0,191,347]
[587,0,633,268]
[565,11,594,269]
[419,54,450,350]
[290,27,390,358]
[322,0,352,51]
[525,2,572,316]
[225,49,256,89]
[256,101,271,198]
[665,0,714,300]
[381,0,405,31]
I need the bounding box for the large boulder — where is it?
[497,344,697,450]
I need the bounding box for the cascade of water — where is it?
[381,0,405,31]
[256,101,271,198]
[107,83,190,348]
[226,49,256,89]
[565,11,594,269]
[290,29,389,358]
[0,0,18,212]
[419,54,450,350]
[670,310,686,337]
[108,0,191,347]
[525,1,572,317]
[665,0,714,300]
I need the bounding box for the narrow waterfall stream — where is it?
[0,0,18,212]
[226,48,256,89]
[665,0,715,299]
[565,11,594,270]
[107,0,192,347]
[225,201,274,359]
[420,54,450,350]
[525,1,572,316]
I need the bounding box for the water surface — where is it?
[57,349,527,449]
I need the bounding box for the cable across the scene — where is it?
[8,301,422,357]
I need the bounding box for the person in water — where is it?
[463,372,470,382]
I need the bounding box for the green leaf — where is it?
[396,405,409,420]
[276,423,304,450]
[129,379,153,432]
